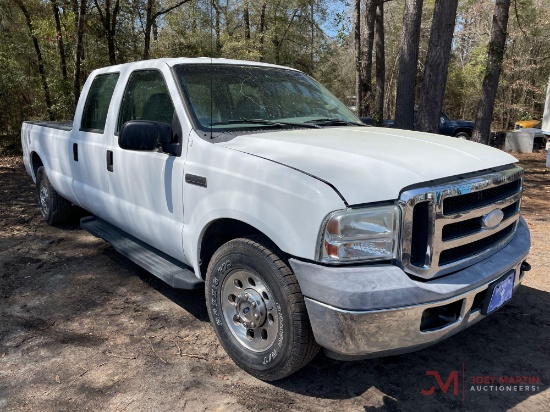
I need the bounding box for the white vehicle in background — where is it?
[21,58,531,380]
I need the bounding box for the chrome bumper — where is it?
[289,217,531,360]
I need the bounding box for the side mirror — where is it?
[119,121,172,151]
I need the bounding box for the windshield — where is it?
[173,64,361,132]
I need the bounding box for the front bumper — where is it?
[289,217,531,360]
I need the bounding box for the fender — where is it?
[181,137,346,272]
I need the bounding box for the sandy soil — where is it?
[0,151,549,412]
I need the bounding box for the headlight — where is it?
[318,205,401,263]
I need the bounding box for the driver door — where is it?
[106,67,188,263]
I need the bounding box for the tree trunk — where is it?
[143,0,153,60]
[272,9,299,67]
[259,2,266,61]
[51,0,68,81]
[373,1,385,126]
[353,0,362,116]
[310,0,315,72]
[274,39,281,65]
[105,0,113,63]
[360,0,376,117]
[211,0,222,55]
[94,0,119,65]
[394,0,423,130]
[15,0,54,120]
[73,0,86,107]
[143,0,192,60]
[107,33,116,65]
[244,1,250,41]
[416,0,458,133]
[472,0,511,144]
[109,0,120,64]
[215,6,221,54]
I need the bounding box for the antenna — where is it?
[210,0,214,140]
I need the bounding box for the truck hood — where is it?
[219,127,517,205]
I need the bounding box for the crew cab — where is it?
[21,58,531,381]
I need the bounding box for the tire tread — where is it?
[206,235,320,381]
[243,235,320,377]
[36,166,71,226]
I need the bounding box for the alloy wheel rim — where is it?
[221,269,279,352]
[39,180,49,217]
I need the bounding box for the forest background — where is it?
[1,0,549,142]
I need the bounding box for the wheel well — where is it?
[31,152,43,178]
[199,219,266,280]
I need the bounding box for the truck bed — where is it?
[21,120,74,201]
[23,120,73,131]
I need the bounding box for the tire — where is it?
[35,166,71,226]
[454,132,470,140]
[205,236,319,381]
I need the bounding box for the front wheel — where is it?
[205,236,319,381]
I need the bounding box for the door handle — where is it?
[73,143,78,161]
[106,150,113,172]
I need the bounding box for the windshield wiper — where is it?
[210,119,321,128]
[305,118,365,126]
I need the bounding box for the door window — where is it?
[118,70,176,131]
[80,73,119,132]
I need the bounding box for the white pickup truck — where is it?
[22,58,531,381]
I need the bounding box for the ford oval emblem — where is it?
[243,307,250,315]
[482,209,504,230]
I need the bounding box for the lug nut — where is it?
[254,314,259,320]
[252,302,257,308]
[251,322,256,328]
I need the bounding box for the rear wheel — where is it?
[36,166,71,226]
[205,236,319,381]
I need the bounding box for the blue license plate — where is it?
[483,272,515,315]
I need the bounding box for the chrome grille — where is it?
[399,167,523,279]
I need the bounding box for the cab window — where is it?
[117,70,176,132]
[80,73,119,132]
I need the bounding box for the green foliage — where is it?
[0,0,548,133]
[0,134,22,156]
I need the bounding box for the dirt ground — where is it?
[0,148,549,412]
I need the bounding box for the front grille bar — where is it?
[399,166,523,279]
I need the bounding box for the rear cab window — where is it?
[80,73,119,133]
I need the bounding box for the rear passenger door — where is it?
[70,72,119,212]
[106,68,188,264]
